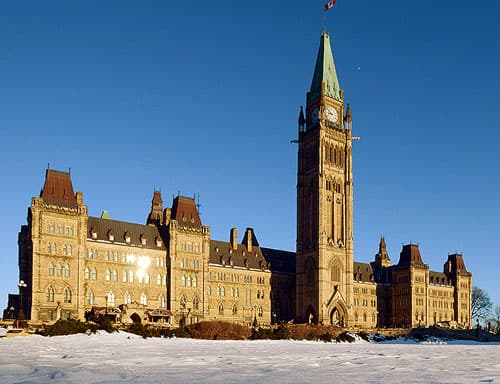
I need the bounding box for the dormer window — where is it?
[90,227,98,239]
[107,229,114,242]
[155,236,162,248]
[124,231,131,244]
[140,235,147,246]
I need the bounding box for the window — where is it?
[112,269,118,282]
[106,269,111,281]
[123,270,127,282]
[159,294,166,308]
[86,289,94,305]
[193,296,199,310]
[106,251,110,261]
[192,276,197,288]
[258,305,263,317]
[106,292,115,307]
[180,296,186,310]
[181,275,186,286]
[63,244,68,256]
[140,293,147,305]
[48,262,55,276]
[232,304,237,316]
[124,292,132,304]
[47,243,52,253]
[84,267,90,280]
[157,274,162,286]
[144,273,150,284]
[218,303,224,316]
[64,287,72,303]
[187,276,191,287]
[92,267,97,281]
[129,270,134,283]
[68,245,72,256]
[207,286,211,296]
[64,264,70,278]
[57,263,63,277]
[46,286,54,302]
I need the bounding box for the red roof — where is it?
[40,169,77,207]
[171,196,201,227]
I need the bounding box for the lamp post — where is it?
[17,280,27,328]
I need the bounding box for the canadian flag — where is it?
[324,0,336,11]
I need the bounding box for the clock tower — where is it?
[296,32,354,325]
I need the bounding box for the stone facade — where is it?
[4,31,472,329]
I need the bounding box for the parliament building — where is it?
[4,32,472,329]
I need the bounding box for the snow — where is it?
[0,331,499,383]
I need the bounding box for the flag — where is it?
[324,0,336,11]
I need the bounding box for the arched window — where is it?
[47,243,52,253]
[128,270,134,283]
[181,275,186,286]
[331,263,341,283]
[105,269,111,281]
[48,262,55,276]
[64,264,70,278]
[157,274,162,285]
[306,259,315,286]
[64,287,72,303]
[46,286,54,302]
[218,303,224,316]
[92,268,97,280]
[221,287,225,297]
[106,292,115,307]
[112,269,118,282]
[63,244,67,256]
[258,305,263,317]
[86,289,94,305]
[140,293,147,305]
[187,276,191,287]
[123,270,127,282]
[84,267,90,280]
[124,292,131,304]
[57,263,63,277]
[53,243,57,254]
[192,276,197,288]
[144,273,150,284]
[180,296,186,310]
[68,245,72,256]
[159,294,166,308]
[232,304,237,316]
[363,312,367,322]
[193,296,199,310]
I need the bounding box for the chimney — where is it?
[230,227,238,250]
[246,228,253,253]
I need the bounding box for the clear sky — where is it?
[1,0,499,312]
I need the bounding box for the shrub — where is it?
[126,323,153,338]
[335,332,355,343]
[37,319,95,336]
[319,332,333,342]
[187,321,250,340]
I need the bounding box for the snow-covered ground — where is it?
[1,332,499,383]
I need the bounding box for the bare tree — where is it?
[471,286,492,323]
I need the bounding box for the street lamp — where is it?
[17,280,27,327]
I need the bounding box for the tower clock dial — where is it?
[326,106,338,123]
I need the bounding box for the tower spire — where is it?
[309,32,341,103]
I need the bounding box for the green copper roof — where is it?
[309,33,341,102]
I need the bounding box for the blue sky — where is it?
[1,0,499,311]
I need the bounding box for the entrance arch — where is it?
[330,306,346,327]
[130,312,141,324]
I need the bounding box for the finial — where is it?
[345,103,352,122]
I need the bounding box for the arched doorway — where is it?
[130,312,141,324]
[305,304,316,324]
[330,306,345,327]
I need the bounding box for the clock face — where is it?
[326,106,338,123]
[311,107,319,124]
